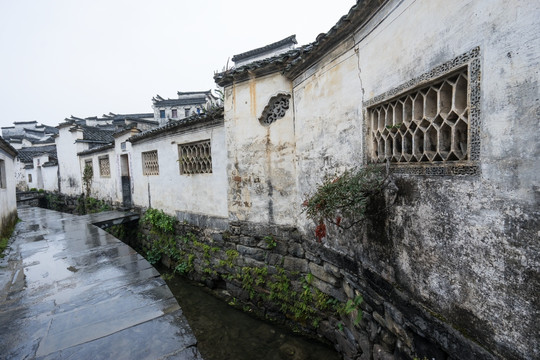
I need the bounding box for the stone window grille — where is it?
[364,48,481,176]
[28,173,32,183]
[0,159,5,188]
[259,94,291,126]
[121,142,127,151]
[178,140,212,175]
[142,150,159,176]
[99,156,111,177]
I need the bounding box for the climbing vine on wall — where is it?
[302,165,390,241]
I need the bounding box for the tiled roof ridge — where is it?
[0,136,18,157]
[77,143,114,156]
[129,107,224,144]
[232,35,297,62]
[214,0,386,85]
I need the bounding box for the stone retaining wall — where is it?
[135,213,495,360]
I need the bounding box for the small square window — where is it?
[172,109,178,118]
[160,110,166,118]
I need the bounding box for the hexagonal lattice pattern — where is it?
[369,68,469,164]
[142,150,159,176]
[178,140,212,175]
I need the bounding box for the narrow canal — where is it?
[160,271,341,360]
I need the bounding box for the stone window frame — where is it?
[178,139,212,175]
[28,173,32,183]
[364,47,481,176]
[0,159,5,188]
[142,150,159,176]
[259,93,291,126]
[98,155,111,178]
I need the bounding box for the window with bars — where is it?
[178,140,212,175]
[368,68,471,164]
[142,150,159,175]
[99,156,111,177]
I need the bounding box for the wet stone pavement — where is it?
[0,207,203,360]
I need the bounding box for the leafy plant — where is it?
[302,165,389,240]
[82,164,93,197]
[264,235,277,249]
[142,208,176,233]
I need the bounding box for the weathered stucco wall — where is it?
[290,0,539,359]
[79,148,117,202]
[0,146,17,236]
[130,123,227,218]
[224,73,297,226]
[56,126,86,196]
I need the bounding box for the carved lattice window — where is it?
[178,140,212,175]
[99,156,111,177]
[142,150,159,176]
[369,68,470,164]
[259,94,291,126]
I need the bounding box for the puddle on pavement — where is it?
[162,274,341,360]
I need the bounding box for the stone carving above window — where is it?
[142,150,159,176]
[365,47,481,176]
[178,140,212,175]
[259,94,291,126]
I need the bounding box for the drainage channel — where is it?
[159,270,341,360]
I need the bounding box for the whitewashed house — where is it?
[213,0,540,359]
[15,145,57,191]
[128,108,228,224]
[152,90,218,126]
[0,136,17,237]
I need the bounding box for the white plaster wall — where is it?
[130,124,227,218]
[291,0,540,357]
[79,149,117,202]
[224,73,296,225]
[41,166,58,192]
[56,127,87,196]
[0,148,17,230]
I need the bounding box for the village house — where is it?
[0,136,17,240]
[212,0,539,359]
[7,0,537,359]
[152,90,218,126]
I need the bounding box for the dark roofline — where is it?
[1,126,14,129]
[75,139,110,144]
[129,107,224,144]
[215,0,387,86]
[78,143,114,156]
[14,121,38,125]
[0,136,18,158]
[232,35,297,62]
[177,90,212,96]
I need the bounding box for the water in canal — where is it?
[162,274,341,360]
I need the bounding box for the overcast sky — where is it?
[0,0,355,129]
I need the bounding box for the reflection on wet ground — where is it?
[163,274,341,360]
[0,207,202,359]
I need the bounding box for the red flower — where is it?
[315,221,326,242]
[336,216,342,226]
[302,199,309,207]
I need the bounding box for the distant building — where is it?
[152,90,218,126]
[231,34,297,67]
